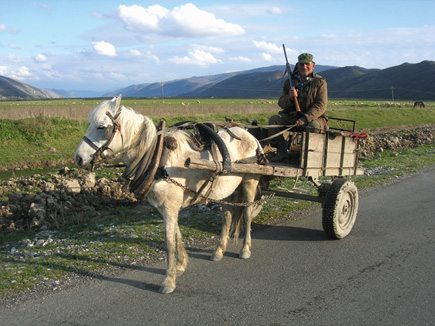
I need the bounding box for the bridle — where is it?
[82,108,124,171]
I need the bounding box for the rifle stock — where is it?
[282,44,301,112]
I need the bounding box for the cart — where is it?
[186,118,365,240]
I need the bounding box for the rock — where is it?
[59,167,70,175]
[44,182,55,192]
[82,172,96,189]
[29,202,46,227]
[61,179,81,194]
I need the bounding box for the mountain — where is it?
[1,61,434,100]
[105,64,337,98]
[0,75,52,99]
[323,61,435,100]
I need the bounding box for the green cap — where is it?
[298,53,313,64]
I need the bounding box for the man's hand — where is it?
[289,88,298,100]
[296,116,307,127]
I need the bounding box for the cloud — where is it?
[116,3,245,37]
[0,23,19,34]
[7,66,33,79]
[261,53,273,61]
[169,49,222,66]
[35,54,47,62]
[92,41,117,57]
[8,41,20,50]
[252,40,281,54]
[194,45,225,54]
[231,56,252,63]
[129,49,141,56]
[266,7,282,15]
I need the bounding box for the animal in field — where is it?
[74,96,263,294]
[414,101,425,108]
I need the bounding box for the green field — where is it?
[1,98,434,170]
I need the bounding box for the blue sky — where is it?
[0,0,434,92]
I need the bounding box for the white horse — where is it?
[74,96,263,293]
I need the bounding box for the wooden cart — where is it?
[186,118,365,239]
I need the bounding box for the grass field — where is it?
[0,98,434,170]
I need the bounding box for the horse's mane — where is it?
[87,100,112,125]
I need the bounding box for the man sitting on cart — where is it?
[268,52,329,162]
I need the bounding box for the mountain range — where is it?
[1,61,434,101]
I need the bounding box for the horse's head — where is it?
[75,95,125,170]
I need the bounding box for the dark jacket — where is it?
[278,73,328,125]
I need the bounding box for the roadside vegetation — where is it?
[0,99,434,301]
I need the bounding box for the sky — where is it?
[0,0,434,92]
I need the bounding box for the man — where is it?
[268,52,328,162]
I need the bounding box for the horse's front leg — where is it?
[240,205,252,259]
[175,225,188,275]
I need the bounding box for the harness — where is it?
[81,108,124,171]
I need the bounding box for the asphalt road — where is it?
[2,169,435,326]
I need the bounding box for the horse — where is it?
[74,96,263,294]
[414,101,425,108]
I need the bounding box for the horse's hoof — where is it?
[159,285,176,294]
[176,268,185,276]
[240,251,251,259]
[211,253,223,261]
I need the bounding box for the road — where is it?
[2,169,435,326]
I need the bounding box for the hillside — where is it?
[0,76,52,100]
[1,61,434,100]
[108,61,434,100]
[324,61,435,100]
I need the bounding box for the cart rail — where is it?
[185,130,364,178]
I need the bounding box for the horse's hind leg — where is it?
[211,206,234,261]
[160,210,181,294]
[240,177,260,259]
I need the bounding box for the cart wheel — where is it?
[322,178,358,239]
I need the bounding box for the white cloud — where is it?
[267,7,282,15]
[129,49,141,56]
[7,54,21,62]
[116,3,244,37]
[8,41,20,50]
[0,66,8,75]
[9,66,32,79]
[261,53,273,61]
[0,23,18,34]
[117,5,168,32]
[35,54,47,62]
[231,56,252,63]
[169,49,222,66]
[252,40,281,54]
[92,41,117,57]
[195,45,225,54]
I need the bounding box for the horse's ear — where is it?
[115,94,122,110]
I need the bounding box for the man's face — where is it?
[297,62,315,78]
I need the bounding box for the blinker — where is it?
[104,125,114,139]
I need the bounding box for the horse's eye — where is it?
[97,126,105,130]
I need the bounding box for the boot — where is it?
[270,140,289,162]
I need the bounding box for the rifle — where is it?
[282,44,301,112]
